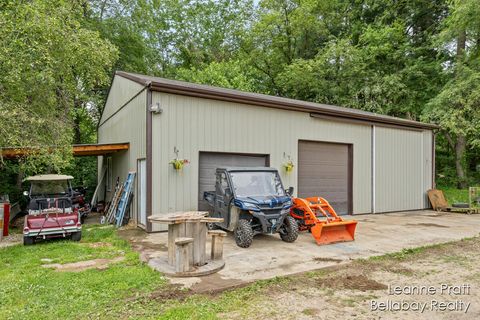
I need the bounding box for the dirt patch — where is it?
[313,257,343,263]
[125,284,192,303]
[0,233,22,248]
[149,287,191,301]
[84,242,113,248]
[42,256,125,272]
[406,223,449,228]
[190,273,247,295]
[351,259,414,275]
[131,241,168,263]
[380,264,414,275]
[117,228,147,239]
[321,274,388,291]
[83,212,102,224]
[220,237,480,319]
[424,213,446,217]
[302,308,320,316]
[118,229,167,262]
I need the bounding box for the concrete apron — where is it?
[125,210,480,292]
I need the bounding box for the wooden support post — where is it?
[168,223,186,265]
[175,237,193,273]
[193,221,207,266]
[208,230,227,260]
[185,222,194,262]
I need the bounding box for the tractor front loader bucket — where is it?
[291,197,358,245]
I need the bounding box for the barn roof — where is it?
[116,71,439,130]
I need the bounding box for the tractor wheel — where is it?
[71,231,82,242]
[280,216,299,243]
[23,236,35,246]
[234,219,253,248]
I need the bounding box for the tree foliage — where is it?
[0,0,117,174]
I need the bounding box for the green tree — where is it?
[0,0,117,174]
[424,0,480,188]
[137,0,254,75]
[87,0,152,74]
[175,60,258,91]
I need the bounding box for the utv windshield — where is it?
[30,180,70,196]
[229,171,285,197]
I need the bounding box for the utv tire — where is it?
[71,231,82,242]
[234,219,254,248]
[23,236,35,246]
[280,216,299,243]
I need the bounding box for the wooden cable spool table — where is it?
[148,211,224,275]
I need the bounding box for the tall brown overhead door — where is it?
[298,141,352,215]
[198,152,269,211]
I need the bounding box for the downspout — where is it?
[146,82,153,232]
[371,125,376,214]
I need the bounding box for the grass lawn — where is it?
[439,186,469,205]
[0,225,167,319]
[2,225,479,319]
[0,225,275,319]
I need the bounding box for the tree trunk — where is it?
[16,169,24,190]
[73,115,82,144]
[454,30,467,189]
[73,97,82,144]
[455,135,467,189]
[456,30,466,58]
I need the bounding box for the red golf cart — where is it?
[23,174,82,245]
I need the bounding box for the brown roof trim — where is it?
[1,143,129,159]
[310,113,424,132]
[115,71,439,130]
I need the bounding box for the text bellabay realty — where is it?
[370,284,472,313]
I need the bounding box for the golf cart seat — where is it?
[29,198,73,212]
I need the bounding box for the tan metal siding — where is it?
[151,92,372,228]
[423,130,434,208]
[100,76,145,124]
[374,127,424,212]
[97,85,146,222]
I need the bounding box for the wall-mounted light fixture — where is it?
[149,102,163,114]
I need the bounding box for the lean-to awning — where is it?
[0,143,129,159]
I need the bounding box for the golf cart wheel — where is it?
[234,219,254,248]
[280,216,299,243]
[71,231,82,242]
[23,236,35,246]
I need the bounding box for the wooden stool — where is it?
[208,230,227,260]
[175,237,193,273]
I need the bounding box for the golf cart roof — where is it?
[25,174,74,181]
[218,167,278,172]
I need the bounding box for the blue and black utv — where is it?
[204,167,298,248]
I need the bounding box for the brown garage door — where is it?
[198,152,269,210]
[298,141,352,215]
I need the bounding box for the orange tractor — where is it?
[290,197,357,245]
